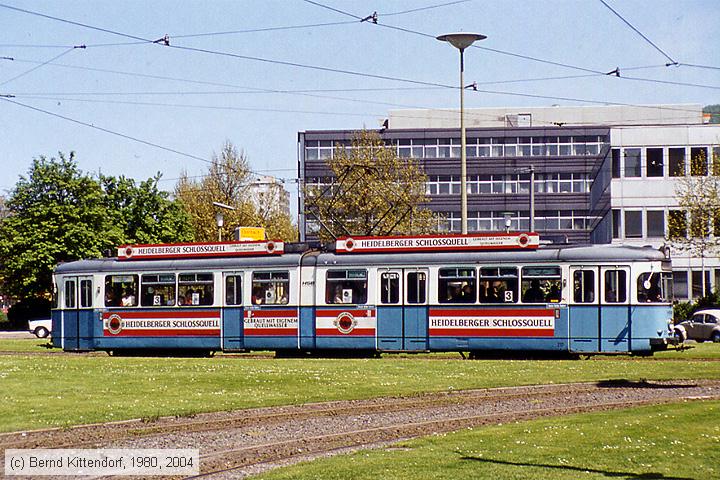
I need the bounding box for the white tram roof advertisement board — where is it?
[335,233,540,254]
[117,240,284,260]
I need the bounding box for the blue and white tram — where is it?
[51,234,675,356]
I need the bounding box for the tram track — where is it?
[2,380,719,479]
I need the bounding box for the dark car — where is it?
[674,309,720,343]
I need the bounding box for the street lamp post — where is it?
[437,32,486,234]
[212,201,236,242]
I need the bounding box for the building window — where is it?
[691,270,710,298]
[646,148,663,177]
[427,176,460,195]
[669,148,685,176]
[646,210,665,238]
[690,147,708,175]
[624,148,642,177]
[612,209,621,239]
[668,210,687,237]
[624,211,643,238]
[611,149,621,178]
[673,271,688,300]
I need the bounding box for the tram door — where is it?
[568,267,600,352]
[61,276,94,351]
[376,269,428,351]
[600,266,631,352]
[222,273,244,351]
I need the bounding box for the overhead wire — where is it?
[379,0,472,16]
[0,47,79,86]
[598,0,677,65]
[0,2,715,157]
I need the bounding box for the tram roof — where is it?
[54,244,666,274]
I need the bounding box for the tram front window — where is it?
[141,274,176,306]
[637,272,672,302]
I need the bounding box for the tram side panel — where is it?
[313,267,377,350]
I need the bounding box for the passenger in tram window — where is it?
[121,288,136,307]
[460,283,475,302]
[105,288,119,307]
[523,280,545,303]
[546,284,561,303]
[252,287,264,305]
[333,285,344,303]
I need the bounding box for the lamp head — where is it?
[436,32,486,50]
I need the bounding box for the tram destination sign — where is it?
[335,233,539,254]
[117,240,283,260]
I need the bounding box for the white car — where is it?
[674,309,720,343]
[28,318,52,338]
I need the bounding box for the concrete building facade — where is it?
[298,104,720,300]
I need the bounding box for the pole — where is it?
[459,48,468,234]
[529,165,535,231]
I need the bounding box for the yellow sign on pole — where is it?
[234,226,266,241]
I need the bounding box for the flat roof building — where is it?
[298,104,720,300]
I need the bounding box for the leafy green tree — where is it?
[0,153,194,299]
[304,130,439,242]
[101,174,193,245]
[175,141,297,241]
[0,153,109,298]
[668,149,720,296]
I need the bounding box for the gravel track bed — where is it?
[2,380,719,479]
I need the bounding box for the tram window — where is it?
[380,272,400,304]
[573,270,595,303]
[637,272,671,303]
[64,280,76,309]
[439,267,476,303]
[141,273,176,306]
[407,272,427,304]
[178,272,214,306]
[521,266,562,303]
[104,275,138,307]
[52,283,58,309]
[479,267,517,303]
[604,270,627,303]
[225,275,243,305]
[80,279,93,308]
[326,270,367,304]
[252,271,289,305]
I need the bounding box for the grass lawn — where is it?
[1,342,719,433]
[256,400,720,480]
[0,338,55,352]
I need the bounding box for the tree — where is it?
[0,152,194,298]
[0,153,109,298]
[668,148,720,296]
[304,130,439,243]
[175,141,296,242]
[101,174,193,245]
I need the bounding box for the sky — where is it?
[1,0,719,218]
